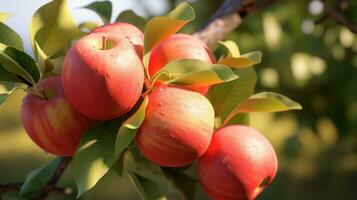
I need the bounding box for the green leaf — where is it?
[126,169,167,200]
[2,46,40,82]
[30,0,78,67]
[116,10,147,32]
[154,59,238,87]
[225,113,250,126]
[0,22,23,50]
[219,51,262,69]
[0,63,23,83]
[83,1,112,24]
[143,2,194,65]
[78,21,99,33]
[115,97,148,156]
[110,155,125,177]
[219,40,240,57]
[73,120,121,198]
[163,169,197,200]
[0,86,18,107]
[123,150,164,178]
[20,157,63,197]
[33,41,53,75]
[0,44,40,86]
[207,67,256,127]
[0,13,11,23]
[224,92,302,125]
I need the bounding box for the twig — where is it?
[194,0,277,48]
[0,157,72,200]
[323,1,357,33]
[39,157,72,199]
[0,183,22,192]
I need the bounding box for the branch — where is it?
[39,157,72,199]
[194,0,276,48]
[0,157,73,199]
[0,183,22,192]
[320,0,357,33]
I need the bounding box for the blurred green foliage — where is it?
[1,0,356,199]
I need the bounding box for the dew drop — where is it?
[159,102,164,106]
[222,157,228,164]
[159,87,164,91]
[111,53,118,58]
[160,111,165,115]
[170,134,176,139]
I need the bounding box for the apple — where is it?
[197,125,278,200]
[62,32,144,119]
[92,22,144,58]
[21,76,95,156]
[136,86,215,167]
[148,34,215,95]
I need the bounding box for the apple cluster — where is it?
[20,22,278,200]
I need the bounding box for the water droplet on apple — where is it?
[159,102,164,106]
[111,53,118,58]
[159,87,164,91]
[160,111,165,115]
[170,134,176,138]
[222,157,228,164]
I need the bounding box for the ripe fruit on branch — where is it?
[21,77,95,156]
[198,125,278,200]
[136,86,215,167]
[62,32,144,119]
[92,22,144,58]
[148,34,215,95]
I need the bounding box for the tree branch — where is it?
[39,157,72,199]
[194,0,277,48]
[320,0,357,33]
[0,183,22,193]
[0,157,73,199]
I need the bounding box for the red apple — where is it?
[197,125,278,200]
[92,22,144,58]
[148,34,215,95]
[136,86,215,167]
[62,32,144,119]
[21,77,95,156]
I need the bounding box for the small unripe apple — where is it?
[62,32,144,119]
[136,86,215,167]
[198,125,278,200]
[148,34,215,95]
[21,77,95,156]
[92,22,144,58]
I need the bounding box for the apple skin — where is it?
[21,77,95,156]
[92,22,144,58]
[197,125,278,200]
[148,34,215,95]
[136,86,215,167]
[62,32,144,119]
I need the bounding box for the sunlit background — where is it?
[0,0,356,199]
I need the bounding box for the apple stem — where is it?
[40,90,49,100]
[102,36,107,50]
[27,86,50,100]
